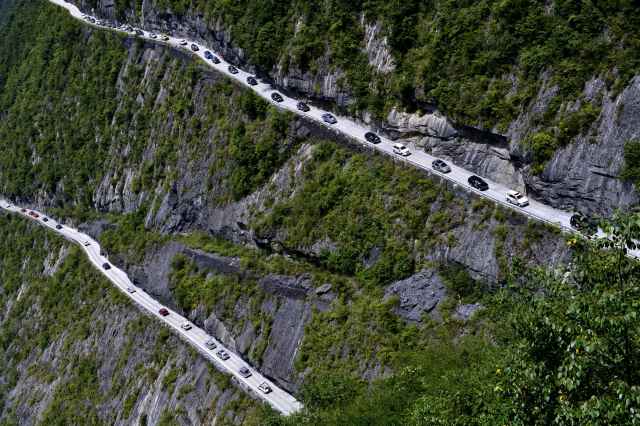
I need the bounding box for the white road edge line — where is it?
[0,201,303,416]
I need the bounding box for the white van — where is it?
[393,143,410,156]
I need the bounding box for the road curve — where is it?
[46,0,611,238]
[0,200,303,416]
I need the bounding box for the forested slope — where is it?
[1,1,639,425]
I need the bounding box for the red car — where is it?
[159,308,170,316]
[29,211,39,218]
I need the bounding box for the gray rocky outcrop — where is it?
[384,269,447,322]
[523,76,640,216]
[362,17,395,74]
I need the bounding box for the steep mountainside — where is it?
[0,0,568,286]
[2,1,640,425]
[0,215,265,425]
[68,0,640,216]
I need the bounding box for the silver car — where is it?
[322,113,337,124]
[432,159,451,173]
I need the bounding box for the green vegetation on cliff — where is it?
[0,0,298,212]
[259,215,640,425]
[1,2,639,425]
[114,0,640,128]
[0,215,262,425]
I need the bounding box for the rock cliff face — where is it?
[382,74,640,217]
[6,23,569,287]
[521,77,640,216]
[96,238,327,394]
[66,0,640,216]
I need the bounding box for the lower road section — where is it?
[0,200,303,416]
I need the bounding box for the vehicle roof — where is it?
[507,190,522,196]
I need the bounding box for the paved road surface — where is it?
[0,200,303,416]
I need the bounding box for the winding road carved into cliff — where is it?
[46,0,623,242]
[0,201,303,416]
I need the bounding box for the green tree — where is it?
[495,213,640,424]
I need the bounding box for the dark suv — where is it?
[228,65,238,74]
[204,51,213,60]
[271,92,284,102]
[246,76,258,85]
[296,101,310,112]
[364,132,381,144]
[190,43,199,51]
[468,175,489,191]
[102,263,111,270]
